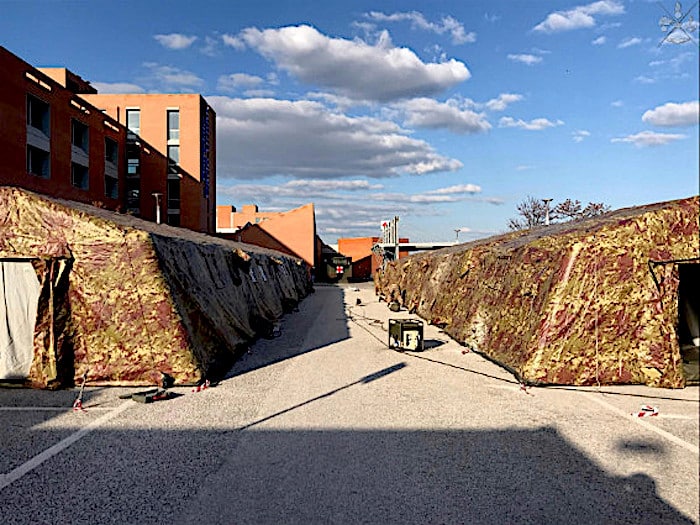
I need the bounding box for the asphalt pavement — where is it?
[1,282,698,524]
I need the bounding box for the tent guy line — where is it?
[0,401,132,491]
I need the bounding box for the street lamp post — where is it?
[542,198,553,226]
[152,192,163,224]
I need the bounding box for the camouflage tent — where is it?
[0,187,310,388]
[376,197,699,388]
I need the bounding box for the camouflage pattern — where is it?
[376,197,699,388]
[0,187,310,388]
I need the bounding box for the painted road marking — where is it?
[0,401,132,491]
[0,407,114,411]
[583,392,699,455]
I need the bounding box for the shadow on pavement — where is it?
[226,286,350,379]
[0,425,693,525]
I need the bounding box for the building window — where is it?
[105,175,118,199]
[71,163,89,190]
[71,119,89,153]
[104,138,118,199]
[167,145,179,163]
[126,142,140,175]
[167,178,181,211]
[167,110,180,141]
[125,178,140,213]
[126,109,140,136]
[127,158,139,175]
[167,177,180,227]
[27,94,50,135]
[26,145,50,178]
[167,144,179,174]
[105,137,118,165]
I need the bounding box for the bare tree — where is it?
[508,195,549,230]
[554,199,582,220]
[508,197,610,230]
[581,201,611,218]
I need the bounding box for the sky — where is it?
[1,0,698,244]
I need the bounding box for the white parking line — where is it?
[583,392,699,455]
[0,401,132,491]
[0,407,114,411]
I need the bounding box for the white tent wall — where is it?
[0,260,41,380]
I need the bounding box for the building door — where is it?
[678,263,699,383]
[0,260,41,380]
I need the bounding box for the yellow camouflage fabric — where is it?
[376,196,699,388]
[0,187,310,388]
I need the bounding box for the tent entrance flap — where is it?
[678,263,699,383]
[0,260,41,380]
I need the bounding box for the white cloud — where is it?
[371,193,463,203]
[209,96,463,179]
[222,33,245,50]
[201,36,219,57]
[572,129,591,142]
[141,63,204,91]
[611,100,623,107]
[218,179,384,201]
[217,73,265,92]
[234,25,470,102]
[533,1,625,33]
[392,97,491,134]
[634,75,656,84]
[365,11,476,44]
[153,33,197,50]
[592,36,606,45]
[427,184,481,194]
[646,52,697,82]
[618,37,642,48]
[642,101,699,127]
[507,54,543,65]
[516,165,534,171]
[92,82,145,94]
[611,130,686,147]
[485,93,524,111]
[499,117,564,130]
[285,179,384,191]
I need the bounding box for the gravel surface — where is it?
[1,283,698,524]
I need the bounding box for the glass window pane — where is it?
[168,145,179,163]
[126,110,140,134]
[167,110,180,141]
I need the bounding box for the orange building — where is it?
[217,203,319,270]
[0,45,216,234]
[338,236,409,280]
[82,93,216,233]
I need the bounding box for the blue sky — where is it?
[2,0,698,243]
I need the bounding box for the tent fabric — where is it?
[375,196,699,388]
[0,187,310,388]
[0,260,41,380]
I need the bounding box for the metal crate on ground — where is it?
[388,319,424,351]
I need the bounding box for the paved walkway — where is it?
[1,283,698,524]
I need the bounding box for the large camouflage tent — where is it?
[376,196,699,388]
[0,187,310,388]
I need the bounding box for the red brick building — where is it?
[0,46,216,234]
